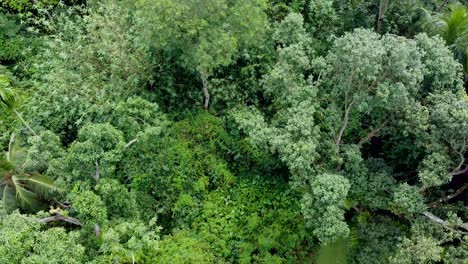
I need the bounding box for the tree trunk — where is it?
[377,0,390,33]
[200,67,210,109]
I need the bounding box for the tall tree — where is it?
[136,0,268,109]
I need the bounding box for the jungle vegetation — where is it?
[0,0,467,263]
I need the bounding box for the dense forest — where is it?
[1,0,467,263]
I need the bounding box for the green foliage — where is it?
[302,174,350,244]
[156,230,215,263]
[233,12,321,185]
[0,210,85,263]
[342,147,397,210]
[390,183,426,216]
[104,97,169,140]
[1,0,58,13]
[348,217,402,264]
[425,4,468,72]
[0,134,61,212]
[68,186,107,227]
[1,0,467,262]
[136,0,269,108]
[90,219,160,263]
[333,0,440,36]
[192,180,312,263]
[27,0,151,139]
[389,235,443,263]
[124,112,236,227]
[94,178,140,220]
[24,130,64,173]
[137,0,268,72]
[66,123,124,182]
[0,71,22,110]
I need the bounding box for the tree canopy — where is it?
[0,0,467,263]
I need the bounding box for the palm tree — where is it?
[0,73,36,136]
[0,133,61,212]
[425,5,468,73]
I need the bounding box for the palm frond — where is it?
[0,74,22,110]
[0,158,14,174]
[424,4,468,73]
[19,173,63,198]
[11,175,38,208]
[1,185,18,212]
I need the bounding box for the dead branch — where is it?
[39,214,83,226]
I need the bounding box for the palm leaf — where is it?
[0,158,14,174]
[1,185,18,212]
[11,175,38,209]
[0,74,22,110]
[18,173,63,198]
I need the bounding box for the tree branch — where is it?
[422,211,468,234]
[124,138,138,149]
[93,161,100,182]
[449,138,466,173]
[335,101,354,147]
[39,214,83,226]
[427,183,468,208]
[7,133,15,162]
[200,67,210,109]
[357,117,391,148]
[452,166,468,176]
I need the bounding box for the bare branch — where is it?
[427,183,468,208]
[94,224,101,238]
[7,133,15,162]
[124,138,138,149]
[200,67,210,110]
[335,100,354,147]
[422,211,468,234]
[92,161,100,182]
[452,166,468,176]
[39,215,83,226]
